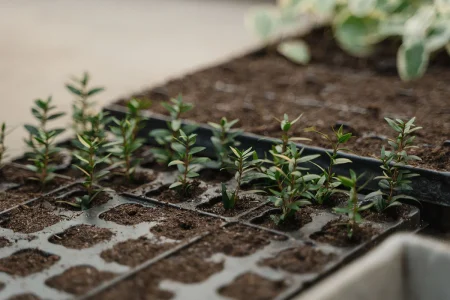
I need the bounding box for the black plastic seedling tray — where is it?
[0,160,420,299]
[104,104,450,208]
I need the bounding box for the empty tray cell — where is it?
[101,236,174,267]
[218,272,287,300]
[49,224,114,249]
[45,265,116,295]
[0,249,59,276]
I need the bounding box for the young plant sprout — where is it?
[263,114,311,192]
[371,117,422,211]
[334,170,373,239]
[168,130,208,196]
[24,97,65,188]
[127,98,152,139]
[66,72,104,135]
[208,117,242,168]
[60,135,110,210]
[107,118,144,182]
[221,147,263,209]
[267,143,320,224]
[150,94,195,164]
[306,125,353,204]
[275,114,310,154]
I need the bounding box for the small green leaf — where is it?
[168,160,185,166]
[277,40,311,65]
[397,40,429,81]
[334,158,353,165]
[169,182,183,189]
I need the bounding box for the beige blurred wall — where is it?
[0,0,265,157]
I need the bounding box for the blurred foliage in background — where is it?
[246,0,450,81]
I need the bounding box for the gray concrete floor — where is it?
[0,0,264,156]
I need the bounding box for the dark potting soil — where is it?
[194,224,285,257]
[0,192,28,213]
[251,206,314,232]
[10,176,71,195]
[149,207,222,241]
[0,237,11,248]
[260,245,335,274]
[0,249,59,276]
[147,180,206,204]
[99,203,156,225]
[218,272,287,300]
[198,168,234,183]
[197,195,262,217]
[94,243,224,300]
[48,224,114,249]
[8,294,41,300]
[55,191,112,211]
[363,205,411,223]
[118,29,450,171]
[99,203,222,240]
[310,218,380,247]
[45,266,116,296]
[0,199,62,233]
[0,165,34,185]
[93,225,285,300]
[99,171,156,193]
[100,236,173,267]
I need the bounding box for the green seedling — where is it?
[107,117,145,181]
[262,114,311,192]
[127,98,152,139]
[24,97,65,188]
[168,130,209,196]
[208,117,242,168]
[150,94,196,164]
[306,125,353,204]
[221,147,264,209]
[66,72,104,135]
[334,170,373,239]
[267,143,320,224]
[59,135,110,210]
[370,117,422,211]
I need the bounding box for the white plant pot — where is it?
[296,233,450,300]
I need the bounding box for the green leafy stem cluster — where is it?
[247,0,450,81]
[1,73,423,226]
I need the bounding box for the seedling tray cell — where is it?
[0,165,420,299]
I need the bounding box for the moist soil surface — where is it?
[149,207,222,241]
[251,207,314,232]
[99,171,156,193]
[100,237,174,267]
[55,191,112,211]
[0,199,62,233]
[45,266,116,295]
[260,245,335,274]
[197,195,262,217]
[146,180,206,204]
[198,168,234,184]
[118,28,450,171]
[0,249,59,276]
[99,203,156,225]
[218,272,287,300]
[99,203,222,241]
[310,218,380,247]
[49,225,114,249]
[92,225,282,300]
